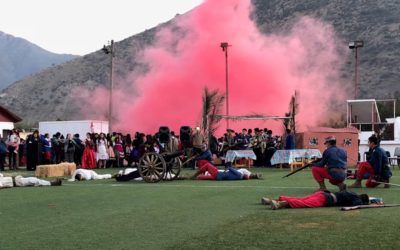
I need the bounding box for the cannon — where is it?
[137,150,184,183]
[137,126,196,183]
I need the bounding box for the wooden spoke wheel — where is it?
[164,157,182,181]
[138,152,166,183]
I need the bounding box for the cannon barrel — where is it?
[161,150,185,161]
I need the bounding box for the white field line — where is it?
[62,183,314,189]
[62,183,381,189]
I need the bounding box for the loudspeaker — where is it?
[180,126,192,144]
[158,126,170,144]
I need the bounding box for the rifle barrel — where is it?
[282,163,312,178]
[341,204,400,211]
[281,158,321,178]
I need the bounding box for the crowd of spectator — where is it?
[0,126,295,171]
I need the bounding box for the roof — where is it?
[0,105,22,123]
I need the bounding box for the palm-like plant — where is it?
[284,91,298,133]
[201,87,225,144]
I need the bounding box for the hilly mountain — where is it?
[251,0,400,98]
[0,31,78,90]
[0,29,156,127]
[1,0,400,128]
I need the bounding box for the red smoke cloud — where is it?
[89,0,349,135]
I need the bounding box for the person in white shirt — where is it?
[6,130,20,170]
[69,168,112,181]
[0,173,61,188]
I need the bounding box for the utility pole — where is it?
[102,40,114,133]
[220,42,231,129]
[349,40,364,99]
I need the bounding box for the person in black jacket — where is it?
[261,190,369,210]
[72,134,84,168]
[26,130,42,171]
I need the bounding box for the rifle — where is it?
[371,181,400,187]
[341,204,400,211]
[281,158,321,178]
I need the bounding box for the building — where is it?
[347,99,399,160]
[296,127,359,167]
[39,120,109,139]
[0,105,22,138]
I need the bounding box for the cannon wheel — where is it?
[138,152,166,183]
[164,157,182,181]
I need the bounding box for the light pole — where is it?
[349,40,363,99]
[220,42,231,129]
[102,40,114,133]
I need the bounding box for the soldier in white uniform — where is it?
[69,168,112,181]
[0,173,61,188]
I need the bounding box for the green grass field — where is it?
[1,167,400,250]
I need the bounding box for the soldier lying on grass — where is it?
[69,168,112,181]
[261,190,369,210]
[0,173,62,188]
[191,160,261,181]
[112,168,179,182]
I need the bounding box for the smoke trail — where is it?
[88,0,349,135]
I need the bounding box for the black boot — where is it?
[337,182,347,191]
[382,179,390,188]
[50,179,62,186]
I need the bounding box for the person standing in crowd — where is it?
[18,138,26,166]
[251,128,263,166]
[124,135,133,167]
[264,130,276,167]
[130,144,141,167]
[167,131,180,153]
[235,128,250,150]
[223,129,235,150]
[51,132,63,164]
[96,133,109,168]
[152,141,160,154]
[26,130,42,171]
[114,134,125,167]
[40,133,52,164]
[81,133,96,169]
[349,135,392,188]
[59,134,65,162]
[63,133,75,163]
[144,134,154,152]
[7,129,20,170]
[125,134,132,149]
[106,139,116,168]
[0,135,7,171]
[284,129,295,150]
[209,134,219,157]
[311,136,347,191]
[111,132,117,143]
[72,134,84,168]
[246,128,253,139]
